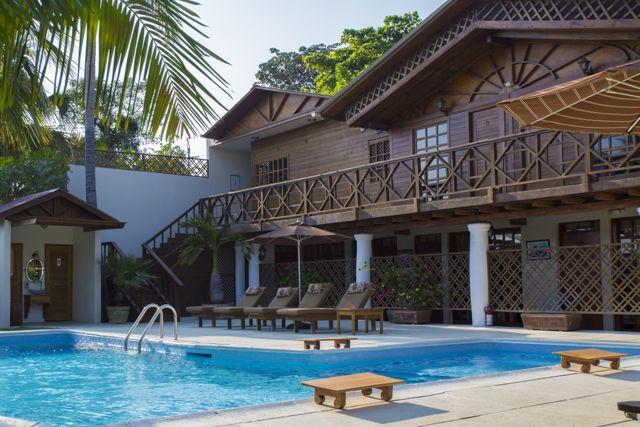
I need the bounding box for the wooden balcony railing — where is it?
[71,148,209,178]
[199,129,640,226]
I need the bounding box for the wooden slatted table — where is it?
[297,337,356,350]
[336,308,384,335]
[302,372,405,409]
[553,349,629,373]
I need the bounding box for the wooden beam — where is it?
[562,196,585,205]
[531,200,555,208]
[503,203,528,211]
[592,193,618,202]
[477,206,500,214]
[454,208,474,216]
[432,211,453,219]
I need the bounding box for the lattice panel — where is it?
[345,0,640,121]
[71,148,208,178]
[489,243,640,314]
[370,253,470,310]
[259,260,355,307]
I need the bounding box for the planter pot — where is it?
[106,306,130,324]
[521,312,582,331]
[387,309,432,324]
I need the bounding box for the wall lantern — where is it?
[258,245,267,262]
[436,98,449,116]
[579,56,593,76]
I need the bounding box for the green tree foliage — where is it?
[57,80,159,152]
[255,45,336,92]
[303,12,422,94]
[0,149,69,203]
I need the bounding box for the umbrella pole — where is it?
[297,239,302,303]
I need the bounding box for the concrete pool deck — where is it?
[8,319,640,426]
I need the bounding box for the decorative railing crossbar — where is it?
[489,242,640,314]
[71,148,208,178]
[196,129,640,226]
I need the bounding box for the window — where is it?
[415,234,442,254]
[303,243,345,261]
[592,135,636,171]
[490,228,522,250]
[372,237,397,257]
[229,174,240,191]
[449,231,469,252]
[255,157,288,186]
[368,139,390,183]
[415,122,448,199]
[613,217,640,243]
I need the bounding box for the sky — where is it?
[182,0,447,158]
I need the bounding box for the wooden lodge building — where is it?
[145,0,640,331]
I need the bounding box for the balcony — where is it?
[199,129,640,228]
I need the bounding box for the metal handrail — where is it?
[124,303,179,353]
[124,303,160,350]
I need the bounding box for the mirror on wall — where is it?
[24,252,45,294]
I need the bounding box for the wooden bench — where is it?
[553,349,629,373]
[302,372,405,409]
[298,337,357,350]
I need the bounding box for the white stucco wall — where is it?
[67,146,251,256]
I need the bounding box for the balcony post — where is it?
[468,223,491,327]
[234,242,247,304]
[0,221,10,328]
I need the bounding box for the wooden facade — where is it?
[144,0,640,323]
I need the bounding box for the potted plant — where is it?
[178,217,253,304]
[102,255,156,323]
[379,264,444,324]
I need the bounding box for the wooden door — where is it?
[558,221,602,329]
[10,244,23,326]
[45,245,73,321]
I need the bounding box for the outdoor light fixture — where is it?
[436,98,449,116]
[258,245,266,261]
[579,56,593,75]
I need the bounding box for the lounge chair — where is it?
[277,282,373,333]
[186,286,266,329]
[244,287,297,331]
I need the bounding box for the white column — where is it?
[234,242,246,303]
[0,220,11,328]
[248,243,260,288]
[468,223,490,327]
[73,229,101,323]
[354,234,373,283]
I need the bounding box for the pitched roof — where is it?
[202,85,329,142]
[0,188,125,230]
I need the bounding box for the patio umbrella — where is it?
[497,60,640,134]
[250,222,349,302]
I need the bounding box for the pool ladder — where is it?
[124,303,178,353]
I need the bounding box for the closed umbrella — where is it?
[498,60,640,135]
[250,222,349,302]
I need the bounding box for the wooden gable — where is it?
[320,0,640,127]
[203,87,329,141]
[0,189,125,231]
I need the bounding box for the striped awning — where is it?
[498,61,640,135]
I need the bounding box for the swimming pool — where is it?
[1,331,638,426]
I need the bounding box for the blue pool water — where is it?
[0,332,638,426]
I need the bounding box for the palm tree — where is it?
[0,0,228,206]
[177,217,253,304]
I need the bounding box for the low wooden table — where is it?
[302,372,405,409]
[336,308,384,335]
[298,337,356,350]
[553,349,629,373]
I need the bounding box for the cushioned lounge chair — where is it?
[277,282,373,333]
[244,287,297,331]
[186,286,266,329]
